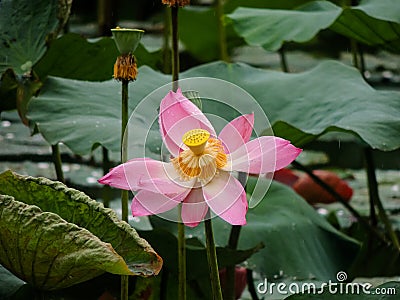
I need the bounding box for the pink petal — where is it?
[181,188,209,227]
[218,113,254,153]
[202,171,247,225]
[159,88,216,157]
[98,158,190,194]
[132,190,188,216]
[223,136,302,174]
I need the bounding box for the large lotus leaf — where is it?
[330,2,400,53]
[0,194,134,290]
[0,170,163,287]
[354,0,400,23]
[27,61,400,157]
[0,0,71,75]
[228,0,400,53]
[34,33,162,81]
[183,61,400,151]
[150,178,359,280]
[226,1,342,51]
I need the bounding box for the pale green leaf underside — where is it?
[0,194,131,290]
[227,0,400,53]
[0,170,163,290]
[227,1,342,51]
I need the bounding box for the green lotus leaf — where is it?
[331,3,400,53]
[226,1,341,51]
[27,61,400,157]
[227,0,400,53]
[351,0,400,24]
[183,61,400,151]
[0,0,71,75]
[0,170,163,290]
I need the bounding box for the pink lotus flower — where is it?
[99,89,301,227]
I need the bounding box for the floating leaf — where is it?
[0,170,163,290]
[226,1,341,51]
[0,0,71,75]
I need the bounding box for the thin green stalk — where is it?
[350,39,360,70]
[246,269,260,300]
[205,214,223,300]
[364,148,400,251]
[178,205,186,300]
[171,6,179,91]
[279,47,289,73]
[170,5,186,299]
[121,79,129,221]
[51,143,64,183]
[224,172,246,300]
[291,160,388,244]
[216,0,229,62]
[121,78,129,300]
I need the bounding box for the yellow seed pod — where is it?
[182,129,210,155]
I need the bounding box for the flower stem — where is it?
[171,6,179,91]
[279,46,289,73]
[224,172,246,300]
[121,78,129,300]
[51,143,64,183]
[204,215,223,300]
[348,36,397,249]
[170,5,186,299]
[246,269,260,300]
[216,0,229,62]
[364,148,400,251]
[121,79,129,221]
[178,205,187,300]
